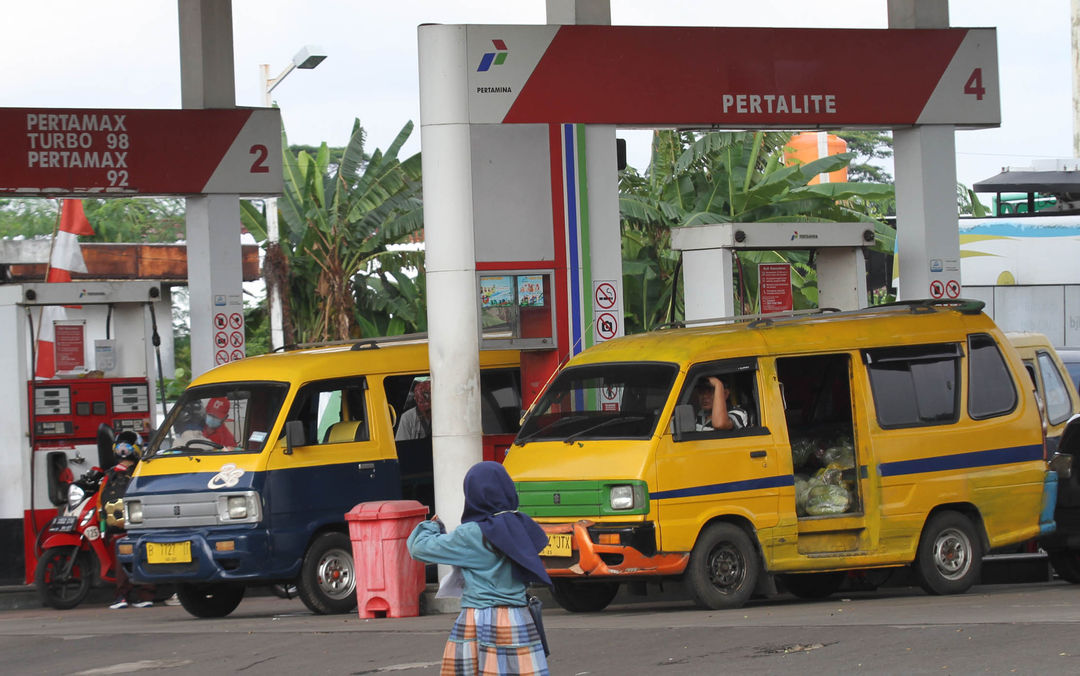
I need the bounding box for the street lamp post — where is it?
[261,45,327,350]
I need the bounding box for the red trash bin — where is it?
[345,500,429,618]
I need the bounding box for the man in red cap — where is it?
[203,397,237,447]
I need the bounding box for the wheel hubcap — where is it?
[316,548,355,600]
[707,543,744,591]
[933,527,971,580]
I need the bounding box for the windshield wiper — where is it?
[562,415,645,445]
[514,415,587,447]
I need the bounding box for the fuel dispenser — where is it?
[3,281,164,583]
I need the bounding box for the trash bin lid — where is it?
[345,499,429,521]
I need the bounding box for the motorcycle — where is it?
[34,467,118,609]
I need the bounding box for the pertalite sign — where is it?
[0,108,282,196]
[464,25,999,128]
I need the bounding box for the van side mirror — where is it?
[671,404,696,441]
[284,420,305,455]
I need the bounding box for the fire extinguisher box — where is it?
[345,500,429,619]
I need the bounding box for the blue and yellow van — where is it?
[505,300,1057,611]
[117,339,521,618]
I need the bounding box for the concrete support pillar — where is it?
[817,248,869,310]
[178,0,244,377]
[418,25,480,532]
[681,249,735,323]
[889,0,961,301]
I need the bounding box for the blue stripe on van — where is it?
[651,474,794,501]
[878,444,1044,477]
[652,445,1042,502]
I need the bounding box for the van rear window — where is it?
[864,344,960,428]
[968,334,1018,420]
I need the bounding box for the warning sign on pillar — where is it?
[594,312,619,342]
[211,305,246,364]
[593,281,617,310]
[929,280,945,299]
[600,384,622,412]
[945,280,961,298]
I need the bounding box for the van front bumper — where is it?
[118,528,292,584]
[540,521,688,578]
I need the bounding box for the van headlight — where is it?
[613,481,635,507]
[216,492,261,523]
[125,500,143,525]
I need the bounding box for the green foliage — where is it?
[241,120,425,345]
[0,199,58,238]
[619,130,894,330]
[0,197,186,242]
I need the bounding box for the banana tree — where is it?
[619,130,894,330]
[242,120,424,345]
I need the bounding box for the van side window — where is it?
[479,368,523,434]
[1037,351,1072,425]
[676,361,763,440]
[864,344,960,428]
[287,379,369,445]
[967,334,1018,420]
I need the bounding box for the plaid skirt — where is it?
[441,606,549,676]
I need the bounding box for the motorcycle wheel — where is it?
[35,546,91,610]
[176,583,246,618]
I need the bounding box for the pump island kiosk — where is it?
[417,18,999,527]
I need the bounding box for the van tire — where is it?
[176,583,245,618]
[915,511,981,595]
[550,580,619,612]
[298,532,357,615]
[778,571,846,599]
[685,523,759,610]
[1049,550,1080,583]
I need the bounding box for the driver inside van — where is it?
[693,376,750,431]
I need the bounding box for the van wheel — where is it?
[298,532,357,614]
[1049,550,1080,583]
[778,571,846,599]
[915,511,981,595]
[685,523,759,610]
[550,580,619,612]
[176,583,245,618]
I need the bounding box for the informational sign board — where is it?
[758,264,794,314]
[465,25,999,128]
[54,322,86,372]
[0,107,282,196]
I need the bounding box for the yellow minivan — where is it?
[1006,332,1080,452]
[118,338,521,618]
[505,300,1056,611]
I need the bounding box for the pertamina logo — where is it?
[790,231,819,241]
[477,39,508,71]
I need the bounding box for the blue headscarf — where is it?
[461,461,552,587]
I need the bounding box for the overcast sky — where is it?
[1,1,1070,189]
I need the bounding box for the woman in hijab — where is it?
[407,461,551,676]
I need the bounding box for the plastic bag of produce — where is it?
[805,484,851,515]
[791,438,817,468]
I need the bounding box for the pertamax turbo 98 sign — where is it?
[0,107,282,196]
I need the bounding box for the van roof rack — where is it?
[280,332,430,352]
[656,307,841,331]
[870,299,985,315]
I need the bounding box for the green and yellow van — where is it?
[118,338,521,618]
[505,300,1058,611]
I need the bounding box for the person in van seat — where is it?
[202,397,237,447]
[396,379,433,440]
[693,376,750,431]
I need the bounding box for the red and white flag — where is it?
[35,200,94,379]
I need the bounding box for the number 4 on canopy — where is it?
[964,68,986,101]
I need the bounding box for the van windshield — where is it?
[516,363,678,445]
[145,382,289,458]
